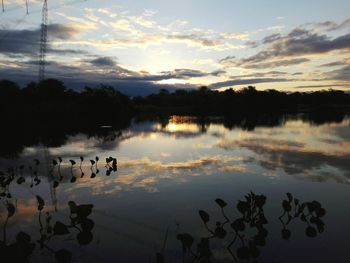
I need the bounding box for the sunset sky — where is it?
[0,0,350,95]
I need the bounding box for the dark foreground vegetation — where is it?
[1,79,350,158]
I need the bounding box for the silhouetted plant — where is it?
[279,193,326,239]
[69,160,76,183]
[175,192,326,263]
[105,156,117,176]
[79,156,85,178]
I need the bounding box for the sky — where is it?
[0,0,350,95]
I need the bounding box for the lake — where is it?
[0,113,350,263]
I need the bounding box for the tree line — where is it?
[1,79,350,120]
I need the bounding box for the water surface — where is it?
[1,114,350,262]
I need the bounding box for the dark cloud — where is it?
[219,27,350,69]
[324,65,350,81]
[245,41,259,48]
[0,60,200,96]
[166,34,219,47]
[314,18,350,31]
[248,58,310,69]
[262,33,281,44]
[89,57,117,67]
[160,68,226,79]
[319,61,347,67]
[208,78,289,89]
[219,55,236,64]
[229,71,287,79]
[0,23,84,56]
[294,84,349,89]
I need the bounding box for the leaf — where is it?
[300,213,307,222]
[255,195,266,208]
[52,160,58,166]
[298,203,306,214]
[80,156,84,162]
[76,204,93,218]
[315,207,326,217]
[311,201,322,210]
[306,202,316,213]
[17,176,25,184]
[90,160,95,165]
[176,233,194,252]
[282,200,292,212]
[231,218,245,232]
[7,203,15,217]
[77,231,93,245]
[80,218,95,232]
[68,201,78,214]
[95,156,99,162]
[214,226,227,239]
[199,210,210,223]
[286,193,293,202]
[306,226,317,238]
[69,160,76,166]
[237,200,249,214]
[294,198,299,206]
[257,213,268,225]
[53,221,70,235]
[215,198,227,208]
[282,229,291,240]
[58,157,63,163]
[36,195,45,211]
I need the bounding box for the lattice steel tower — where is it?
[38,0,48,82]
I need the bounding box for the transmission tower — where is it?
[38,0,48,82]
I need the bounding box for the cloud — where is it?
[221,32,250,40]
[219,55,310,69]
[160,68,226,79]
[217,138,350,183]
[208,78,290,89]
[294,84,350,89]
[313,18,350,31]
[89,57,117,67]
[0,60,203,96]
[324,65,350,81]
[0,23,86,56]
[219,27,350,69]
[319,61,348,67]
